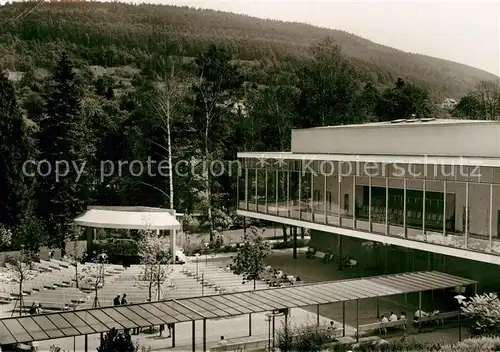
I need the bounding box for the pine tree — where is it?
[0,71,33,228]
[36,52,95,249]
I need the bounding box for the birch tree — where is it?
[192,45,243,242]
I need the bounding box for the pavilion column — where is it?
[324,173,327,224]
[403,178,407,238]
[342,301,346,337]
[249,313,252,336]
[316,304,320,326]
[423,179,426,240]
[192,320,196,352]
[293,227,298,259]
[298,170,302,219]
[203,318,207,352]
[84,335,88,352]
[368,176,372,232]
[443,181,447,236]
[338,175,341,226]
[172,324,176,347]
[286,170,290,217]
[465,182,469,248]
[244,165,249,210]
[356,299,359,342]
[352,175,356,229]
[85,227,93,254]
[254,169,258,210]
[385,177,389,235]
[490,184,493,252]
[376,297,379,318]
[418,291,422,332]
[171,230,176,264]
[311,172,315,221]
[265,169,268,214]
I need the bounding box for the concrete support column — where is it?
[293,227,298,259]
[171,230,176,264]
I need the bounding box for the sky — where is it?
[152,0,500,76]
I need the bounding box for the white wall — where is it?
[292,122,500,157]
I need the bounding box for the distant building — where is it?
[441,98,458,109]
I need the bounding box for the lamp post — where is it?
[266,313,272,351]
[204,242,209,266]
[195,253,200,278]
[455,294,466,342]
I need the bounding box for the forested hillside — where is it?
[0,1,497,97]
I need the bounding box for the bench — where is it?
[314,251,326,260]
[356,319,407,336]
[209,337,269,351]
[414,311,458,325]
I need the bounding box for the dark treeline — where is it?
[0,2,497,97]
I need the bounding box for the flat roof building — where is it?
[236,118,500,290]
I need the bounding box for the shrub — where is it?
[327,336,500,351]
[461,293,500,338]
[276,322,332,352]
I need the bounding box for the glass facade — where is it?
[238,157,500,257]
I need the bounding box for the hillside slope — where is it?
[0,2,497,96]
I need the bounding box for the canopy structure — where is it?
[0,271,477,350]
[74,206,181,230]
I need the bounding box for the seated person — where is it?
[327,321,337,330]
[218,336,227,346]
[389,311,398,322]
[413,309,429,322]
[380,315,389,323]
[400,311,406,320]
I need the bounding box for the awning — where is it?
[74,209,181,230]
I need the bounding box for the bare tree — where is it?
[137,228,172,302]
[65,223,85,288]
[6,245,34,316]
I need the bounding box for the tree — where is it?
[137,228,172,302]
[6,245,35,316]
[85,252,108,308]
[295,38,362,128]
[65,223,85,288]
[191,45,243,242]
[461,293,500,338]
[376,78,433,121]
[15,208,45,262]
[454,95,484,119]
[97,328,135,352]
[232,226,271,290]
[455,81,500,120]
[0,71,34,228]
[36,52,95,249]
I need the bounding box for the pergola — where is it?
[74,206,182,261]
[0,271,476,351]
